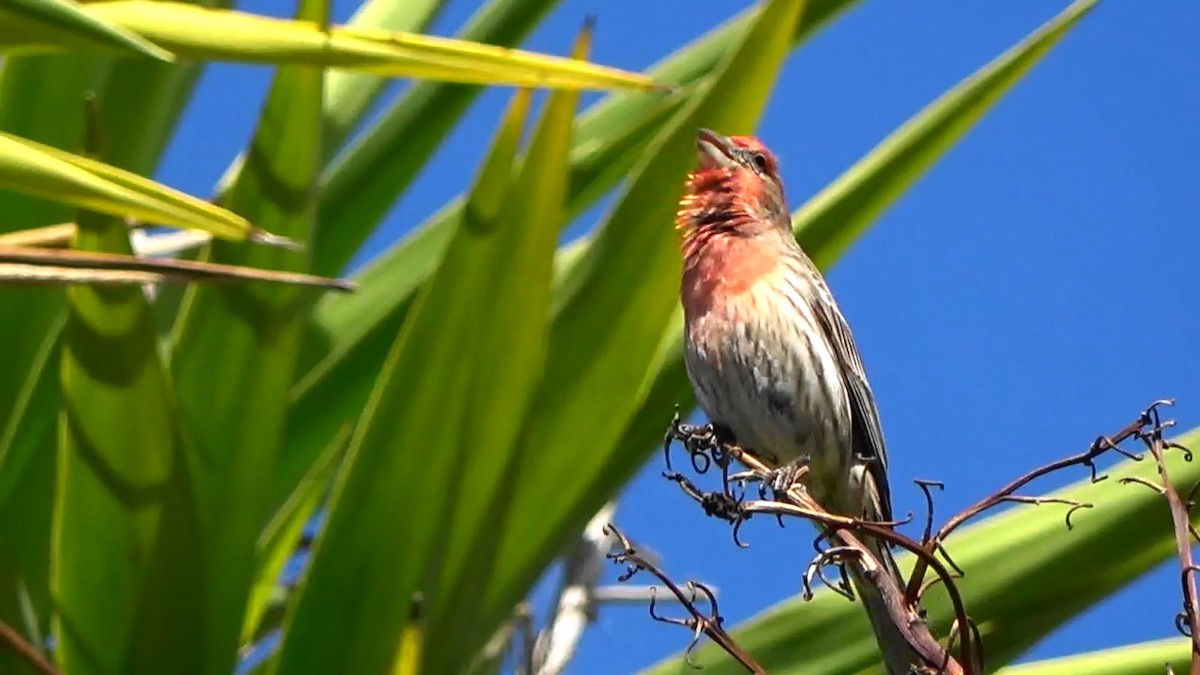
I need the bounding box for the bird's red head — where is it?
[676,129,790,247]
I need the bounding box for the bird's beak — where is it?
[696,128,738,170]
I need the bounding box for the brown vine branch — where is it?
[0,621,60,675]
[602,524,766,674]
[1127,400,1200,675]
[741,491,969,674]
[662,415,971,675]
[905,409,1156,600]
[657,400,1189,675]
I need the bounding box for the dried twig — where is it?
[475,603,534,675]
[931,423,1142,540]
[656,400,1191,675]
[905,410,1156,601]
[663,422,970,675]
[603,524,765,674]
[0,621,60,675]
[1129,401,1200,675]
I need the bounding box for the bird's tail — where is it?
[847,534,923,675]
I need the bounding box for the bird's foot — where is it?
[765,457,812,499]
[727,469,763,486]
[663,407,741,474]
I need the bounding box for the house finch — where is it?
[678,128,919,673]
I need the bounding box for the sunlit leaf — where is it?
[55,203,205,674]
[998,638,1189,675]
[0,132,270,242]
[1,1,660,92]
[276,87,534,675]
[167,0,330,669]
[0,0,172,60]
[424,22,589,673]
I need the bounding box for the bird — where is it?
[676,128,920,674]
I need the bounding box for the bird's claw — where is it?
[765,458,812,498]
[664,409,741,475]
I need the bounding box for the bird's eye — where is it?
[750,152,770,172]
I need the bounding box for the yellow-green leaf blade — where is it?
[998,639,1190,675]
[7,1,659,91]
[1,0,172,60]
[0,132,260,241]
[167,0,329,670]
[55,206,205,674]
[424,24,590,674]
[276,88,533,675]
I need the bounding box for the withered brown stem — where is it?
[603,524,766,674]
[905,409,1157,600]
[735,458,971,675]
[0,621,60,675]
[660,400,1193,675]
[1132,401,1200,675]
[664,415,971,674]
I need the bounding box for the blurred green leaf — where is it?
[168,0,328,670]
[0,55,96,236]
[312,0,564,276]
[0,55,98,521]
[0,317,59,675]
[4,1,659,93]
[56,204,205,674]
[241,425,348,645]
[998,638,1189,675]
[423,22,590,674]
[0,18,225,651]
[276,87,534,675]
[0,45,121,672]
[0,0,172,60]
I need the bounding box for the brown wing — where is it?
[811,286,893,523]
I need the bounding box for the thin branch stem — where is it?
[1136,402,1200,675]
[604,524,765,674]
[0,621,60,675]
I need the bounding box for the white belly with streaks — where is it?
[683,283,853,505]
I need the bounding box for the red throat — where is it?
[676,170,782,315]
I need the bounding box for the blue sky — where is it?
[163,1,1200,672]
